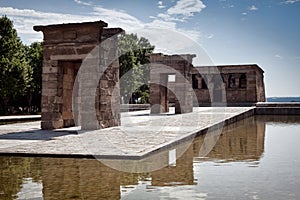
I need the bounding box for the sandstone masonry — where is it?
[192,64,265,106]
[150,53,265,112]
[34,21,123,130]
[150,53,196,114]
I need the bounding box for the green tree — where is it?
[0,16,28,114]
[24,42,43,113]
[118,33,154,103]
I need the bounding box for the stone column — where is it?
[174,73,193,114]
[149,69,169,113]
[150,53,195,114]
[40,58,63,129]
[76,28,123,130]
[97,28,122,128]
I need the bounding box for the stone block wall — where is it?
[34,21,123,130]
[149,53,195,114]
[189,64,266,106]
[97,28,122,128]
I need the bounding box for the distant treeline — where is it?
[267,97,300,102]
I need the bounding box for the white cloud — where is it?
[177,28,203,42]
[136,27,203,57]
[275,54,283,59]
[147,0,206,50]
[145,19,177,29]
[157,13,185,22]
[142,0,206,54]
[92,6,144,30]
[282,0,300,4]
[152,0,206,26]
[0,6,204,55]
[158,1,166,9]
[157,13,170,20]
[167,0,206,17]
[74,0,92,6]
[0,7,98,43]
[206,33,214,39]
[248,5,258,11]
[242,12,247,15]
[0,6,145,43]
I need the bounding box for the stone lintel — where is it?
[150,53,196,63]
[102,28,125,38]
[194,64,264,74]
[34,20,109,44]
[33,20,108,32]
[50,54,88,61]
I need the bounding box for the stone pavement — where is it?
[0,107,254,159]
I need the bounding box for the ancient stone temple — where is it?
[34,21,123,130]
[149,53,196,114]
[193,65,265,106]
[34,20,266,130]
[151,53,265,108]
[167,64,265,106]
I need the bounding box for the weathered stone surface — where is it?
[150,53,196,114]
[34,21,123,130]
[190,65,266,106]
[150,55,265,109]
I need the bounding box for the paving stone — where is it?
[0,107,254,158]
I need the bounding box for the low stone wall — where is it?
[120,104,150,112]
[255,102,300,115]
[197,102,256,107]
[120,103,300,114]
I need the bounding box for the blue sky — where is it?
[0,0,300,97]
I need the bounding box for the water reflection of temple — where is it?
[193,116,265,162]
[151,146,194,186]
[151,116,265,187]
[41,158,121,200]
[0,116,267,199]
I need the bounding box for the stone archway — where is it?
[34,21,123,130]
[149,53,195,114]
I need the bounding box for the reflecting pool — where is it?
[1,115,300,199]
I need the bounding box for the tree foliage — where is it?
[24,42,43,112]
[0,16,43,114]
[118,33,154,103]
[0,16,28,114]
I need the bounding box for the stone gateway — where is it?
[34,21,123,130]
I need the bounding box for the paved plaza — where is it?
[0,107,254,159]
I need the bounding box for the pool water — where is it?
[0,115,300,199]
